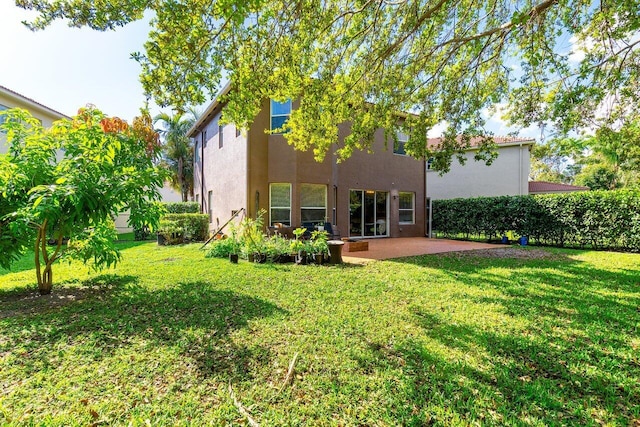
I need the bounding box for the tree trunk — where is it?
[34,221,62,295]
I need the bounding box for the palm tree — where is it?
[154,110,199,202]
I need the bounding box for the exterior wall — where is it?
[114,183,182,233]
[192,97,429,239]
[427,143,531,200]
[0,89,65,154]
[193,110,248,232]
[336,128,426,238]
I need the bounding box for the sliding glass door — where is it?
[349,190,388,238]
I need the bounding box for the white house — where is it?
[426,136,534,200]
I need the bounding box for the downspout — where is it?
[424,157,429,237]
[246,128,251,218]
[201,130,205,213]
[519,142,523,195]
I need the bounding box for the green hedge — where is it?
[432,189,640,251]
[164,202,201,214]
[158,213,209,244]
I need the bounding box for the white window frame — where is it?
[300,183,327,225]
[398,192,415,225]
[269,183,292,226]
[393,131,409,155]
[270,99,291,132]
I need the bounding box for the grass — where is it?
[1,243,639,426]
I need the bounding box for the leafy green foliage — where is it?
[0,107,166,293]
[163,201,200,214]
[1,243,639,425]
[17,0,640,169]
[154,112,199,202]
[158,213,209,244]
[433,189,640,251]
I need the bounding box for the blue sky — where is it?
[1,4,160,121]
[1,2,542,139]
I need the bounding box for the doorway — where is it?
[349,190,389,238]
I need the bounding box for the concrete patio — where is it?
[341,237,499,262]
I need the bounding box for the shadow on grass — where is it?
[1,275,286,382]
[367,250,640,424]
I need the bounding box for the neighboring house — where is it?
[0,84,181,233]
[188,84,427,239]
[0,84,69,153]
[528,181,589,195]
[426,136,535,200]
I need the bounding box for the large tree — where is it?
[154,111,198,202]
[16,0,640,171]
[0,107,166,294]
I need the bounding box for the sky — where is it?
[0,2,543,139]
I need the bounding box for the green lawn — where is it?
[1,243,639,426]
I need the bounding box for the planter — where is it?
[345,240,368,252]
[253,253,267,263]
[157,233,167,246]
[313,253,325,265]
[296,250,308,265]
[229,253,239,263]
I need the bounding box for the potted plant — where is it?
[228,223,240,263]
[291,227,308,265]
[310,230,329,264]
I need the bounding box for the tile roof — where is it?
[0,84,69,119]
[529,181,589,194]
[427,135,535,149]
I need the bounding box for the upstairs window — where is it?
[270,99,291,132]
[394,131,409,155]
[218,124,224,148]
[0,104,7,132]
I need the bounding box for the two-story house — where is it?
[188,84,427,239]
[0,84,69,153]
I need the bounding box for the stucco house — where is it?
[426,136,534,200]
[188,84,427,239]
[0,84,181,233]
[0,84,69,153]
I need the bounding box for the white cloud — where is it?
[427,121,448,138]
[568,35,587,63]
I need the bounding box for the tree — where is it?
[0,107,167,294]
[17,0,640,171]
[154,111,198,202]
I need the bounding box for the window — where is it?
[394,131,409,155]
[202,130,207,148]
[207,191,213,222]
[427,157,434,170]
[0,104,7,132]
[194,140,200,163]
[269,183,291,226]
[218,124,224,148]
[236,125,241,138]
[270,99,291,132]
[300,184,326,225]
[399,192,415,224]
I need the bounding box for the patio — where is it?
[341,237,499,262]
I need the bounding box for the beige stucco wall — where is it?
[193,111,248,232]
[0,89,66,154]
[426,143,532,200]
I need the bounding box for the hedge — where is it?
[432,189,640,251]
[158,213,209,244]
[164,202,201,214]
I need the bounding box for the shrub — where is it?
[433,189,640,252]
[164,202,200,214]
[158,213,209,244]
[204,238,236,258]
